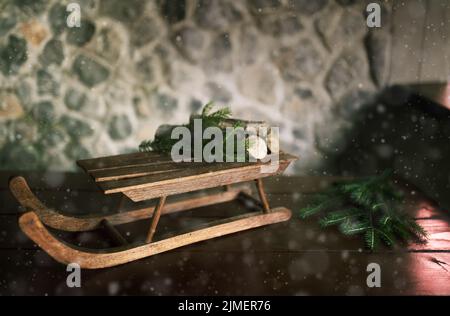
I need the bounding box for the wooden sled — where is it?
[10,151,297,269]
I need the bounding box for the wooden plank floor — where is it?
[0,172,449,295]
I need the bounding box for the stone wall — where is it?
[0,0,391,173]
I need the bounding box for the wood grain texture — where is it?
[80,152,297,196]
[255,179,271,213]
[145,196,166,243]
[18,207,292,269]
[2,174,450,295]
[390,0,450,84]
[390,0,427,84]
[1,248,448,295]
[419,0,450,83]
[91,164,184,182]
[77,151,167,172]
[121,160,293,202]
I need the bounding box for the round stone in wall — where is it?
[248,0,283,15]
[155,93,178,116]
[257,13,303,37]
[130,17,159,48]
[72,55,110,87]
[66,19,96,47]
[287,0,328,15]
[64,88,87,110]
[0,14,16,37]
[31,101,55,124]
[325,51,365,100]
[158,0,186,24]
[48,3,68,35]
[0,35,28,76]
[14,81,32,110]
[60,115,94,138]
[99,0,145,25]
[39,126,67,148]
[173,26,206,62]
[194,0,242,30]
[87,24,124,64]
[108,115,133,140]
[0,93,24,121]
[40,39,64,66]
[273,39,323,81]
[65,141,90,160]
[205,33,233,72]
[206,82,232,104]
[238,64,283,105]
[36,69,60,96]
[0,143,41,170]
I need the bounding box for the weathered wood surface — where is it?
[77,151,297,201]
[0,172,449,294]
[390,0,450,84]
[121,160,291,202]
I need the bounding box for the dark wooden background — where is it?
[0,172,449,295]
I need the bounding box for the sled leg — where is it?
[255,179,271,213]
[146,195,166,243]
[101,219,128,246]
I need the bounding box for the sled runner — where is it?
[10,151,297,269]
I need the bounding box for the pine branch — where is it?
[200,102,232,128]
[376,228,395,247]
[298,171,428,250]
[299,194,344,219]
[139,102,234,156]
[139,140,153,152]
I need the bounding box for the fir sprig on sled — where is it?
[200,101,232,128]
[139,102,244,157]
[299,171,427,250]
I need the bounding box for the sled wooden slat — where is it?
[90,160,249,182]
[122,160,292,202]
[77,151,169,172]
[90,163,185,182]
[95,153,296,200]
[101,162,256,193]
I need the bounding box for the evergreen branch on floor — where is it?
[299,171,428,250]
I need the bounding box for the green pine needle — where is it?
[299,171,428,250]
[339,219,370,235]
[318,208,365,227]
[365,228,378,249]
